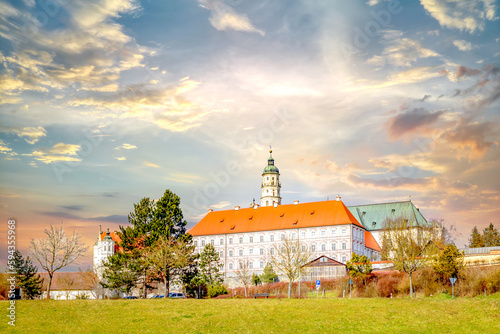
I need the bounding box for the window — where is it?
[260,235,264,242]
[249,261,253,269]
[342,228,347,236]
[249,236,253,243]
[229,238,233,245]
[220,238,224,245]
[321,230,326,236]
[260,248,264,255]
[332,229,337,236]
[311,245,316,252]
[342,256,346,263]
[342,242,346,250]
[220,264,224,271]
[321,244,326,251]
[239,249,243,256]
[270,248,274,255]
[201,240,205,247]
[260,261,264,268]
[311,231,316,237]
[270,235,275,242]
[229,250,233,257]
[194,240,198,247]
[239,237,243,244]
[210,239,214,245]
[249,248,253,255]
[331,243,336,250]
[219,250,224,258]
[291,233,296,240]
[301,245,306,252]
[239,261,244,269]
[301,232,305,239]
[333,255,337,260]
[281,234,285,241]
[229,263,233,270]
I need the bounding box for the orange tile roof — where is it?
[364,230,381,251]
[189,200,364,236]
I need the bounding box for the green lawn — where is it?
[2,296,499,333]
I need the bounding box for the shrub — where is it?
[207,284,228,298]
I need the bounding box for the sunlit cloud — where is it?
[144,161,160,168]
[27,143,81,164]
[114,143,137,150]
[453,40,473,51]
[0,126,47,144]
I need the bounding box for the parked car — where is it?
[122,296,138,299]
[168,292,186,299]
[149,294,164,299]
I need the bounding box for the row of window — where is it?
[216,242,349,259]
[195,228,350,247]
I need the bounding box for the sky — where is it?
[0,0,499,270]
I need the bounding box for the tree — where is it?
[469,226,484,248]
[482,223,500,247]
[101,250,145,295]
[346,252,372,289]
[252,273,261,286]
[148,236,194,298]
[234,259,252,297]
[11,250,43,299]
[269,237,311,298]
[29,224,88,299]
[260,263,278,284]
[198,244,223,287]
[381,217,442,298]
[433,244,464,281]
[123,190,187,249]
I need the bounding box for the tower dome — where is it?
[260,148,281,207]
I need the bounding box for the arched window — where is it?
[249,261,253,269]
[260,248,264,255]
[311,245,316,252]
[219,250,224,258]
[229,250,233,257]
[201,240,205,247]
[342,242,346,250]
[342,228,347,236]
[229,263,233,270]
[331,243,336,250]
[260,261,264,268]
[321,244,326,251]
[332,229,337,236]
[239,249,243,256]
[342,255,347,263]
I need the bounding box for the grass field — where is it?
[2,295,499,333]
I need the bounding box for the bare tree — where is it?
[381,217,443,298]
[234,259,252,297]
[29,224,88,300]
[148,236,194,298]
[269,237,311,298]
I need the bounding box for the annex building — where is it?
[189,150,429,285]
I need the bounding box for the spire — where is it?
[106,228,110,235]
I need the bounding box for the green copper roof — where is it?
[263,150,279,174]
[347,201,428,231]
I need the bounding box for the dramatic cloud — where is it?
[420,0,497,33]
[453,40,473,51]
[443,119,497,159]
[199,0,265,36]
[456,66,481,79]
[387,108,444,140]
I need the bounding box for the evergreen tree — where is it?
[469,226,484,248]
[260,263,278,283]
[198,244,223,287]
[101,250,145,295]
[433,244,464,280]
[482,223,500,247]
[346,252,373,288]
[11,250,43,299]
[251,273,261,286]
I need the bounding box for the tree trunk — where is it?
[288,281,292,298]
[46,273,53,300]
[244,285,247,298]
[409,273,413,298]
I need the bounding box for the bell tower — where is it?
[261,148,281,207]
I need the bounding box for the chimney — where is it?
[273,202,278,208]
[294,200,299,205]
[336,195,341,202]
[254,204,260,209]
[234,206,240,211]
[208,208,213,212]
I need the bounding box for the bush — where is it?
[207,284,228,298]
[375,272,402,297]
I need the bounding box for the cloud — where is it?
[199,0,265,36]
[114,143,137,150]
[456,66,481,79]
[28,143,81,164]
[366,37,440,67]
[61,205,85,211]
[420,0,498,33]
[0,139,18,159]
[87,214,128,223]
[211,201,231,209]
[115,157,126,161]
[443,119,497,159]
[144,161,160,168]
[453,40,473,51]
[0,125,47,144]
[347,174,434,190]
[387,108,444,140]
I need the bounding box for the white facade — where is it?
[192,223,379,286]
[93,228,115,278]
